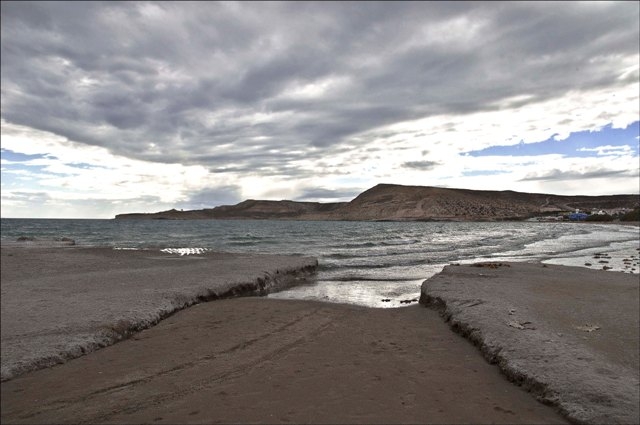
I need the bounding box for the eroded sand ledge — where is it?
[420,262,640,425]
[1,246,317,381]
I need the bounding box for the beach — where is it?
[1,298,566,424]
[1,246,638,424]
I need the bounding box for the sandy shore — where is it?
[1,297,567,424]
[542,242,639,274]
[421,262,640,424]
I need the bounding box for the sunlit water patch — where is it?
[160,247,209,256]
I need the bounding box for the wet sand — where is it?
[1,297,567,424]
[542,242,639,274]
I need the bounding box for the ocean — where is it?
[2,218,639,308]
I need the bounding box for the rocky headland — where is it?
[115,184,639,221]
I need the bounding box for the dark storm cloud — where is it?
[1,1,638,176]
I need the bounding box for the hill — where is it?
[115,184,639,221]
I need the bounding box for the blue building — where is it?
[568,212,589,221]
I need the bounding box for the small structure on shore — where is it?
[568,212,589,221]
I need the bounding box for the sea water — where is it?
[2,218,638,308]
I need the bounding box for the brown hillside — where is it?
[115,184,639,221]
[328,184,536,221]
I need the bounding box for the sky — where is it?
[1,1,639,219]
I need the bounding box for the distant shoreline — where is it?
[114,183,640,222]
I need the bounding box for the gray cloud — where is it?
[2,191,51,205]
[178,186,242,210]
[295,187,362,203]
[1,190,170,218]
[1,1,638,185]
[519,168,639,182]
[402,161,441,171]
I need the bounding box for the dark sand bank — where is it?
[1,246,317,381]
[421,262,640,424]
[1,297,566,424]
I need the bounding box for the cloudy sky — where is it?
[1,1,639,218]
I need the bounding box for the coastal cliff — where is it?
[115,183,639,221]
